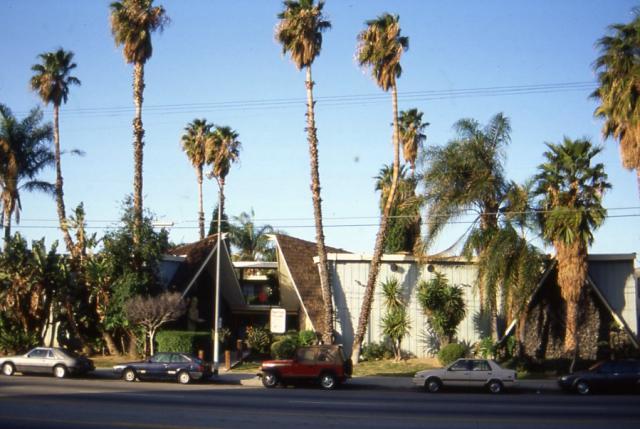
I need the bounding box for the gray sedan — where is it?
[413,358,517,393]
[0,347,94,378]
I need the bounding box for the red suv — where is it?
[258,345,352,389]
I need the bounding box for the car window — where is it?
[598,361,617,374]
[151,354,171,363]
[449,360,469,371]
[472,360,491,371]
[27,349,47,358]
[296,348,317,363]
[618,361,639,373]
[171,354,190,364]
[45,350,55,359]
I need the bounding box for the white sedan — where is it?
[413,358,516,393]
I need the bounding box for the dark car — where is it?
[558,360,640,394]
[113,352,212,384]
[258,345,352,389]
[0,347,94,378]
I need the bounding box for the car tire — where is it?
[2,362,15,376]
[575,380,590,395]
[425,377,442,393]
[53,365,68,379]
[487,379,503,394]
[319,372,337,390]
[178,371,191,385]
[123,368,137,382]
[261,372,279,388]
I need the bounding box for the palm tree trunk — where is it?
[102,331,119,356]
[555,240,587,354]
[305,66,334,344]
[3,203,12,246]
[218,178,226,227]
[52,105,76,259]
[132,61,145,246]
[352,83,401,364]
[197,166,204,240]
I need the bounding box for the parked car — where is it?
[113,352,212,384]
[558,360,640,395]
[0,347,94,378]
[258,345,352,389]
[413,358,517,393]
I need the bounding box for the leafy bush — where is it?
[271,337,297,359]
[417,272,466,345]
[438,343,467,366]
[0,323,38,354]
[361,341,394,361]
[156,331,209,355]
[246,326,271,354]
[297,330,317,347]
[476,337,496,359]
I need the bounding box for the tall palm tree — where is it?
[181,119,213,240]
[422,113,511,339]
[352,13,408,363]
[229,209,275,261]
[275,0,334,344]
[533,137,610,355]
[207,125,241,223]
[29,48,81,258]
[110,0,168,244]
[399,108,428,175]
[0,105,55,244]
[374,164,421,253]
[592,9,640,196]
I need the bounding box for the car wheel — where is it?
[53,365,67,379]
[487,379,503,394]
[2,363,15,376]
[261,372,279,388]
[575,380,590,395]
[123,368,137,382]
[178,371,191,385]
[425,377,442,393]
[319,373,337,390]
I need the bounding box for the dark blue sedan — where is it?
[113,352,212,384]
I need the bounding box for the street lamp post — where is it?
[213,187,222,375]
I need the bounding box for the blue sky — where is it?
[1,0,638,258]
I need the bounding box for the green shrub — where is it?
[438,343,467,366]
[361,341,394,361]
[156,331,209,354]
[271,337,297,359]
[297,330,317,346]
[246,326,271,354]
[476,337,496,359]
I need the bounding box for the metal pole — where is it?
[213,187,222,374]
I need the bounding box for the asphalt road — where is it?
[1,374,639,429]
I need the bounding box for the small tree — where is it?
[125,292,186,356]
[417,272,466,346]
[379,278,410,362]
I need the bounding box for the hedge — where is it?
[156,331,210,355]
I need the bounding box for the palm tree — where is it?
[109,0,168,244]
[0,105,55,244]
[29,48,81,258]
[592,9,640,196]
[399,108,428,175]
[275,0,334,344]
[352,13,408,363]
[422,113,511,339]
[374,164,421,253]
[181,119,213,240]
[533,137,610,355]
[229,209,275,261]
[207,125,241,222]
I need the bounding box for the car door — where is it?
[468,360,493,387]
[292,348,319,378]
[20,349,48,374]
[42,349,58,373]
[148,353,172,379]
[442,359,471,387]
[168,353,191,378]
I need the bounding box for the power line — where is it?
[16,81,598,118]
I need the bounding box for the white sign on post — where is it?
[270,308,286,334]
